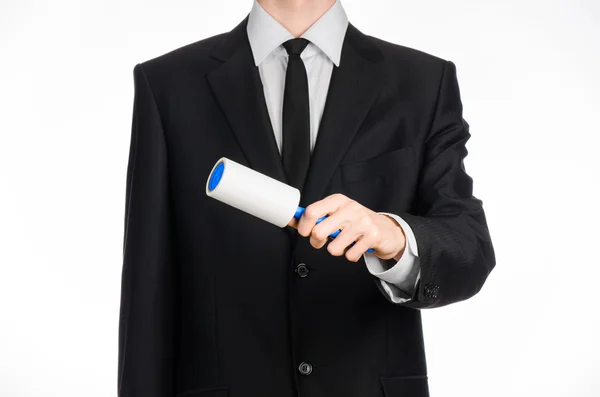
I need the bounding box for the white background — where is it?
[1,0,599,396]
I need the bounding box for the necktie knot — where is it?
[283,38,310,57]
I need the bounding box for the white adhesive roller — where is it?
[205,157,300,228]
[205,157,375,252]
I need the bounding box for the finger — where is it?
[309,233,331,250]
[310,205,355,247]
[344,234,374,262]
[326,223,362,257]
[297,193,349,237]
[345,224,381,261]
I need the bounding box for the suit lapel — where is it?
[300,23,385,207]
[206,17,288,185]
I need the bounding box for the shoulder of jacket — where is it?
[136,31,228,75]
[366,33,448,71]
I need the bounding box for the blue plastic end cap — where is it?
[208,161,225,192]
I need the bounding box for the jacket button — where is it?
[295,263,310,278]
[298,361,312,375]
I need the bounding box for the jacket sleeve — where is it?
[375,60,496,309]
[118,63,177,396]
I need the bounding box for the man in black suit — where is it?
[118,0,496,396]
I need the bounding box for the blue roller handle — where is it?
[294,206,375,253]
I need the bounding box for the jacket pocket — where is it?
[337,146,416,211]
[380,375,429,397]
[176,386,229,397]
[340,146,415,183]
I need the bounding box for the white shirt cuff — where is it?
[363,212,420,301]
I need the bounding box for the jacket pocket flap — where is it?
[340,146,415,182]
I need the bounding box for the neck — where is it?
[257,0,336,37]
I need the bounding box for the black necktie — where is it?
[282,38,311,197]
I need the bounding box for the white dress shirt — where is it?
[247,0,420,302]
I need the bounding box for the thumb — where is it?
[287,217,299,229]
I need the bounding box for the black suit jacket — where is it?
[118,16,496,397]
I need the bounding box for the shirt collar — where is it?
[246,0,348,67]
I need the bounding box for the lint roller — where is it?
[205,157,374,253]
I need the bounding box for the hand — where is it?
[287,193,406,263]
